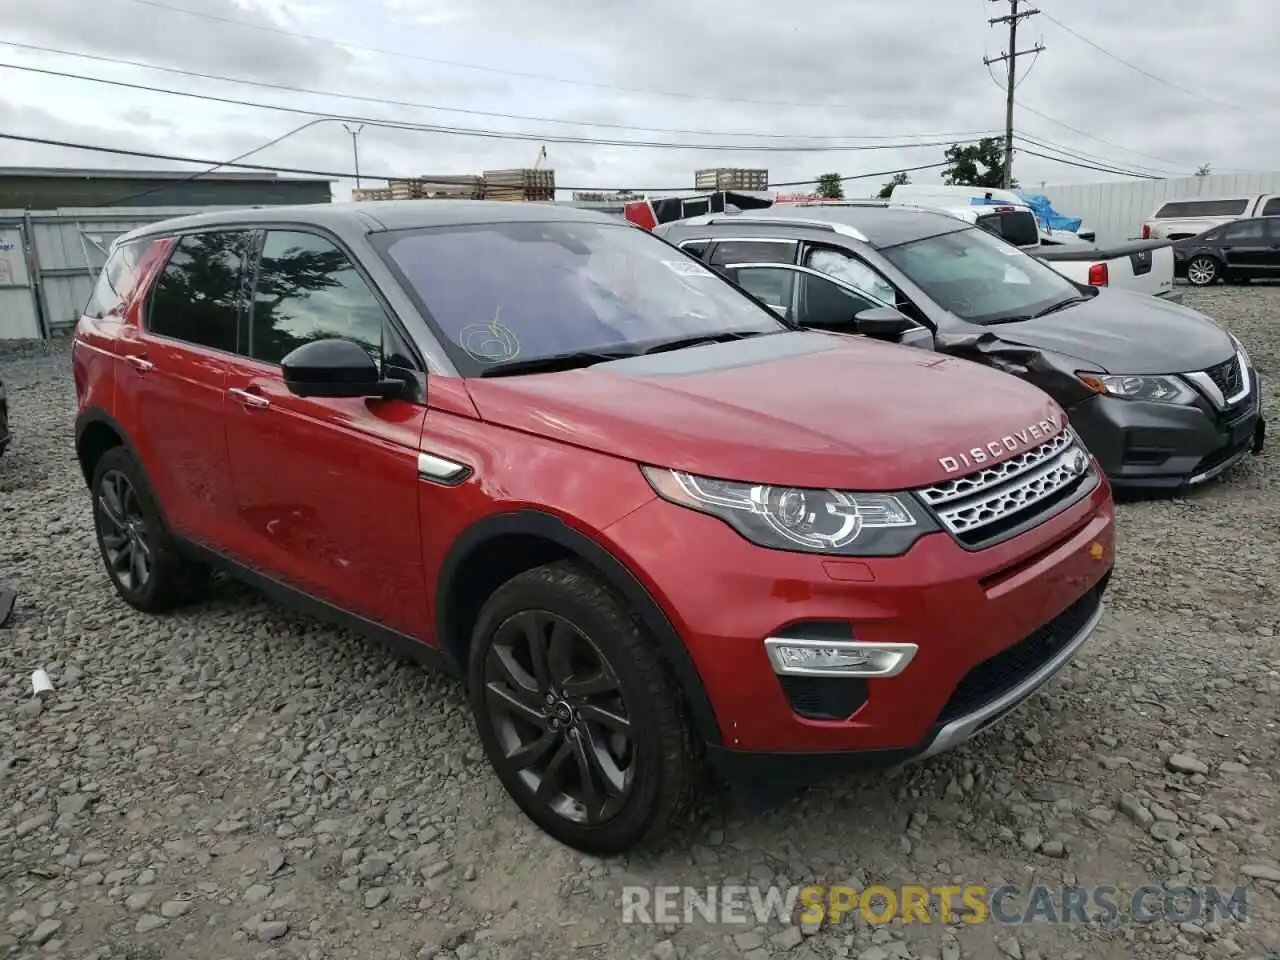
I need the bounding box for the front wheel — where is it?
[1186,256,1220,286]
[468,561,702,854]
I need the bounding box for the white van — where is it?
[1141,194,1280,241]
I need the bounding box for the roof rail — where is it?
[675,213,868,242]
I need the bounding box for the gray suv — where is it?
[654,205,1265,491]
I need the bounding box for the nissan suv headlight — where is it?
[641,467,937,556]
[1076,372,1196,405]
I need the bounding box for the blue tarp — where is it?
[1016,193,1083,233]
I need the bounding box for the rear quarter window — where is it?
[1155,199,1250,219]
[83,238,154,319]
[1261,197,1280,217]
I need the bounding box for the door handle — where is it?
[228,387,270,409]
[124,355,153,373]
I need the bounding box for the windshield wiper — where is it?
[1029,295,1092,319]
[983,295,1094,326]
[639,330,773,356]
[476,349,636,377]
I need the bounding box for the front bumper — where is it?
[602,473,1115,773]
[1069,372,1265,490]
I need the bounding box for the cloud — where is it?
[0,0,1275,201]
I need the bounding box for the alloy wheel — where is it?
[483,610,635,825]
[1187,257,1217,286]
[96,469,153,591]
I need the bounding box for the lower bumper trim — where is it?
[910,597,1105,763]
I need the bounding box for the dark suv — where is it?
[73,201,1115,853]
[654,205,1265,489]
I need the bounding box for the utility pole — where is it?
[984,0,1044,189]
[343,123,365,189]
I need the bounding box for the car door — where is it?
[1263,217,1280,277]
[222,227,430,638]
[1216,219,1269,274]
[720,262,934,349]
[115,229,253,549]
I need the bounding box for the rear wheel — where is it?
[1186,256,1220,286]
[91,447,204,612]
[468,560,702,854]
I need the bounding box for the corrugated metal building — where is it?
[1040,171,1280,246]
[0,205,253,339]
[0,168,332,210]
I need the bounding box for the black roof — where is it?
[119,199,621,243]
[713,203,972,249]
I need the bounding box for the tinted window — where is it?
[1221,220,1265,241]
[724,266,889,329]
[1155,199,1250,218]
[881,226,1079,325]
[379,220,785,374]
[250,231,386,366]
[1262,198,1280,217]
[707,240,796,267]
[977,210,1040,248]
[678,239,711,258]
[147,231,251,353]
[84,238,151,319]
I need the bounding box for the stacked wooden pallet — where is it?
[386,175,485,200]
[351,187,394,201]
[483,168,555,201]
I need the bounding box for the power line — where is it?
[984,0,1046,188]
[1013,133,1183,178]
[1013,145,1162,179]
[0,60,993,155]
[1037,6,1258,115]
[0,130,959,193]
[0,40,999,146]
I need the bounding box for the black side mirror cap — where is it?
[281,338,402,399]
[853,307,917,339]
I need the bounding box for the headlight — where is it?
[1228,333,1251,368]
[640,467,936,556]
[1076,372,1196,404]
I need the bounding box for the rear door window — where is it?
[1260,197,1280,217]
[707,239,797,267]
[1221,220,1265,241]
[146,231,253,353]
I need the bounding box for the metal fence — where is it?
[1040,171,1280,247]
[0,206,238,340]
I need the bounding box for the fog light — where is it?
[764,638,917,678]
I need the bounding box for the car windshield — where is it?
[880,226,1081,324]
[377,219,787,373]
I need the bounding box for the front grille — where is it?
[916,431,1094,548]
[1204,355,1243,401]
[936,576,1108,726]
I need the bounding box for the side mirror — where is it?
[853,307,918,340]
[281,338,402,399]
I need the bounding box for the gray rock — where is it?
[29,920,62,946]
[364,887,389,909]
[1167,754,1209,775]
[256,920,289,942]
[135,914,168,934]
[1241,863,1280,882]
[160,900,193,919]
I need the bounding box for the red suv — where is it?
[72,202,1115,854]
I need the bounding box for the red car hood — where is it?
[463,331,1068,491]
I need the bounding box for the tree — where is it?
[876,172,911,199]
[1195,163,1212,177]
[941,137,1013,189]
[815,173,844,199]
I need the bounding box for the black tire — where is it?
[90,446,204,612]
[468,560,702,854]
[1186,255,1220,286]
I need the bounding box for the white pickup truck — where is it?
[1033,239,1177,301]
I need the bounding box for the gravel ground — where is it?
[1,285,1278,960]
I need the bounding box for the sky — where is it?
[1,0,1277,202]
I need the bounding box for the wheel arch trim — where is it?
[435,509,724,746]
[74,408,174,532]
